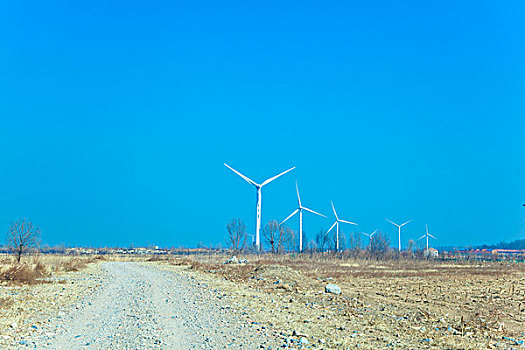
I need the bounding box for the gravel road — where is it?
[30,262,279,349]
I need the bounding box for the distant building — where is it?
[491,249,525,259]
[424,248,439,258]
[455,248,525,260]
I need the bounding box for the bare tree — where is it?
[328,230,346,252]
[226,219,247,252]
[367,230,390,257]
[263,220,280,253]
[307,239,317,251]
[7,218,40,263]
[315,229,329,252]
[276,225,291,253]
[283,226,296,252]
[349,232,362,255]
[406,239,415,258]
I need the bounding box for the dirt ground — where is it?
[1,254,524,349]
[159,254,525,349]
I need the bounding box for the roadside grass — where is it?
[0,254,105,285]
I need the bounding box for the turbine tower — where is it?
[418,224,437,254]
[224,163,295,251]
[280,181,325,252]
[386,219,412,251]
[326,201,357,251]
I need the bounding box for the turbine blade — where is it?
[429,234,437,239]
[339,219,358,225]
[224,163,258,186]
[385,218,399,227]
[280,209,299,225]
[295,180,302,207]
[418,234,426,240]
[361,232,370,237]
[370,230,377,236]
[331,201,339,220]
[261,166,296,186]
[400,219,412,226]
[326,221,337,234]
[302,207,326,217]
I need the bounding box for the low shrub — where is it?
[60,258,89,272]
[0,264,46,284]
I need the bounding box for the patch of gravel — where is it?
[19,262,280,349]
[0,263,103,348]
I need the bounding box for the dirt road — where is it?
[30,262,278,349]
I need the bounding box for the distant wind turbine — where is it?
[224,163,295,251]
[326,201,357,251]
[418,224,437,254]
[361,230,377,240]
[386,219,412,251]
[280,181,325,252]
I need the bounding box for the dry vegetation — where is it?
[161,254,525,349]
[0,253,109,346]
[0,255,105,285]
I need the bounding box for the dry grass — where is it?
[0,297,13,309]
[0,263,48,285]
[157,253,525,348]
[0,254,105,285]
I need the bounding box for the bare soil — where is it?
[162,255,525,349]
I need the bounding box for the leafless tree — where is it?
[406,239,415,258]
[277,225,291,253]
[367,230,390,256]
[315,229,329,252]
[348,232,362,255]
[263,220,280,253]
[6,218,40,263]
[283,226,296,252]
[226,219,247,252]
[328,230,346,251]
[306,240,317,253]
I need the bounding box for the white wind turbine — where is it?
[326,201,357,251]
[280,181,326,252]
[361,230,377,241]
[418,224,437,254]
[224,163,295,251]
[386,219,412,252]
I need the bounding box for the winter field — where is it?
[0,254,524,349]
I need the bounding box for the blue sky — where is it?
[1,1,524,248]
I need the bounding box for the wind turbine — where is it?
[224,163,295,251]
[386,219,412,252]
[280,181,326,252]
[326,201,357,251]
[418,224,437,255]
[361,230,377,240]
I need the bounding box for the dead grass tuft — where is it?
[147,255,168,262]
[0,264,47,284]
[59,257,96,272]
[0,296,13,309]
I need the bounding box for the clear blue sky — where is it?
[1,1,524,248]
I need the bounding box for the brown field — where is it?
[160,254,525,349]
[1,253,524,349]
